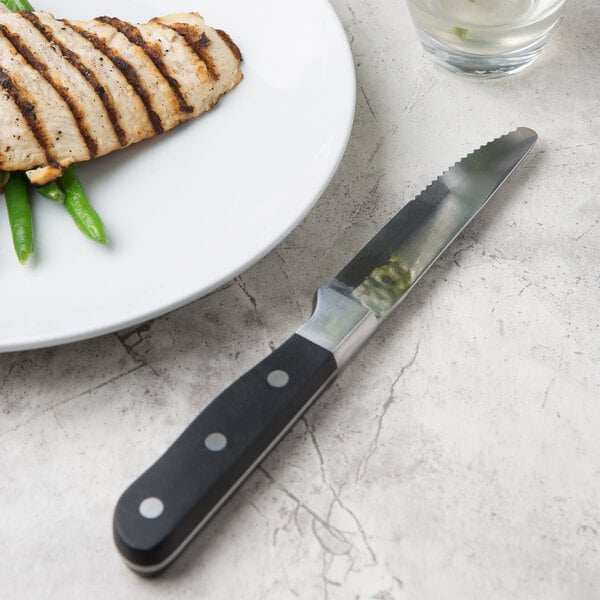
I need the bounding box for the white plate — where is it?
[0,0,355,352]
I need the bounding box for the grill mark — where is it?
[0,22,98,157]
[161,23,219,80]
[63,19,164,135]
[0,66,52,163]
[95,16,194,114]
[215,29,242,62]
[20,12,127,147]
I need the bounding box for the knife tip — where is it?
[515,126,538,141]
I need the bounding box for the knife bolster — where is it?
[297,286,378,368]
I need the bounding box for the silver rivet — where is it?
[139,497,164,519]
[205,432,228,452]
[267,370,290,388]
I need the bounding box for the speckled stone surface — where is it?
[2,1,599,598]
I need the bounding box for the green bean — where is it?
[35,181,65,204]
[5,172,33,264]
[0,0,35,11]
[0,171,9,193]
[61,166,107,245]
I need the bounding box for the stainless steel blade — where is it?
[333,127,537,318]
[297,127,537,366]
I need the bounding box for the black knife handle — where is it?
[113,334,337,574]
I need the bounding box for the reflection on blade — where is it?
[352,258,412,317]
[332,127,538,319]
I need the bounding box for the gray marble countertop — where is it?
[2,1,599,598]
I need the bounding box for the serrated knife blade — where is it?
[113,127,538,575]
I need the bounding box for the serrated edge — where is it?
[415,127,538,198]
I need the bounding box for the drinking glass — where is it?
[407,0,566,78]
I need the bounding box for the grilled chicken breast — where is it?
[0,11,242,184]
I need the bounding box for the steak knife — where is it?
[114,127,538,575]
